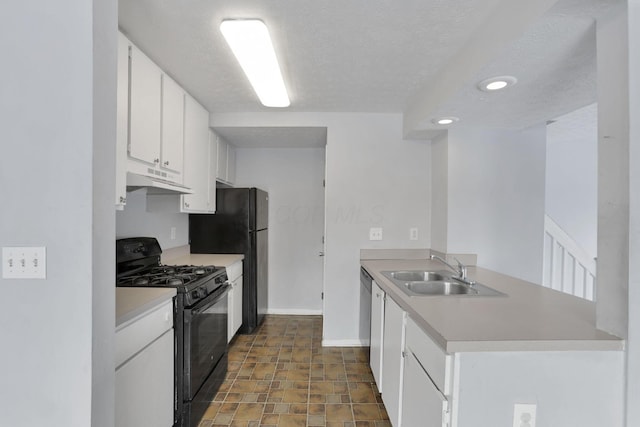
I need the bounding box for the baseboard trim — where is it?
[266,308,323,315]
[322,339,368,347]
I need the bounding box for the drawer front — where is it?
[225,261,243,282]
[116,300,173,368]
[405,316,451,394]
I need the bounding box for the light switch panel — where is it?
[2,247,46,279]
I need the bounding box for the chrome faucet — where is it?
[430,254,470,283]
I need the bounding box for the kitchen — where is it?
[1,0,639,427]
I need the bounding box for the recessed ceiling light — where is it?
[220,19,290,107]
[432,117,459,126]
[477,76,517,92]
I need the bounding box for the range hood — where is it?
[126,172,194,195]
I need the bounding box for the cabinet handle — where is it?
[184,202,190,208]
[154,158,160,163]
[164,161,169,166]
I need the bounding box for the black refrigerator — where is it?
[189,188,268,334]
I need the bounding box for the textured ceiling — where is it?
[119,0,620,146]
[214,127,327,148]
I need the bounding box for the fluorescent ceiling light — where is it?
[477,75,518,92]
[432,116,459,125]
[220,19,290,108]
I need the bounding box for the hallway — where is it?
[198,315,391,426]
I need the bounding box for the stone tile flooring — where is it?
[198,315,391,427]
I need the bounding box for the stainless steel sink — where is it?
[385,270,449,282]
[381,270,504,297]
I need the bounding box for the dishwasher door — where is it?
[360,267,373,345]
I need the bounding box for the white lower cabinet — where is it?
[381,296,407,427]
[226,261,243,342]
[402,316,451,427]
[115,300,174,427]
[370,280,385,390]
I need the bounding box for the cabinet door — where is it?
[382,296,406,427]
[115,330,174,427]
[115,32,130,209]
[370,281,385,391]
[182,95,209,212]
[233,276,243,337]
[129,44,161,165]
[402,349,449,427]
[207,132,217,212]
[216,136,228,181]
[226,143,236,184]
[160,74,184,174]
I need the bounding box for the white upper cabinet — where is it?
[127,41,183,185]
[181,95,211,213]
[160,74,185,174]
[208,130,218,212]
[115,32,130,210]
[129,44,162,166]
[216,136,236,185]
[216,136,228,182]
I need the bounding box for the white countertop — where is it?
[361,258,624,352]
[116,287,176,327]
[161,245,244,267]
[163,253,244,267]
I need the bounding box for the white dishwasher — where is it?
[115,299,174,427]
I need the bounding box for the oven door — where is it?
[183,284,229,401]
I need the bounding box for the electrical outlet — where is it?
[410,228,419,240]
[170,227,177,240]
[2,247,47,279]
[513,404,536,427]
[369,227,383,241]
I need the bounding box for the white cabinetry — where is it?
[160,74,184,174]
[226,261,243,342]
[382,296,406,427]
[115,300,174,427]
[181,95,212,212]
[370,281,385,390]
[127,41,183,184]
[216,135,236,185]
[129,44,162,166]
[115,32,130,209]
[401,316,451,427]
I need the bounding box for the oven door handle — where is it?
[189,283,230,316]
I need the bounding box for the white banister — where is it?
[542,215,596,300]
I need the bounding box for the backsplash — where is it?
[116,189,189,249]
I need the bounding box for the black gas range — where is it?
[116,237,229,427]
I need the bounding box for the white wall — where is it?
[430,133,449,253]
[545,104,598,259]
[210,112,431,344]
[628,1,640,423]
[446,126,547,284]
[116,189,189,249]
[0,0,115,425]
[234,147,326,314]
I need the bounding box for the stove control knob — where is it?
[191,290,200,299]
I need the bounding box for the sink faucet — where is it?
[430,255,469,282]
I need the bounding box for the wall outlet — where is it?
[513,403,536,427]
[2,247,47,279]
[170,227,176,240]
[410,227,419,240]
[369,227,383,241]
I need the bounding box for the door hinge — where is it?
[322,236,325,244]
[322,179,325,187]
[321,292,324,300]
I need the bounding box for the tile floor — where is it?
[198,315,391,427]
